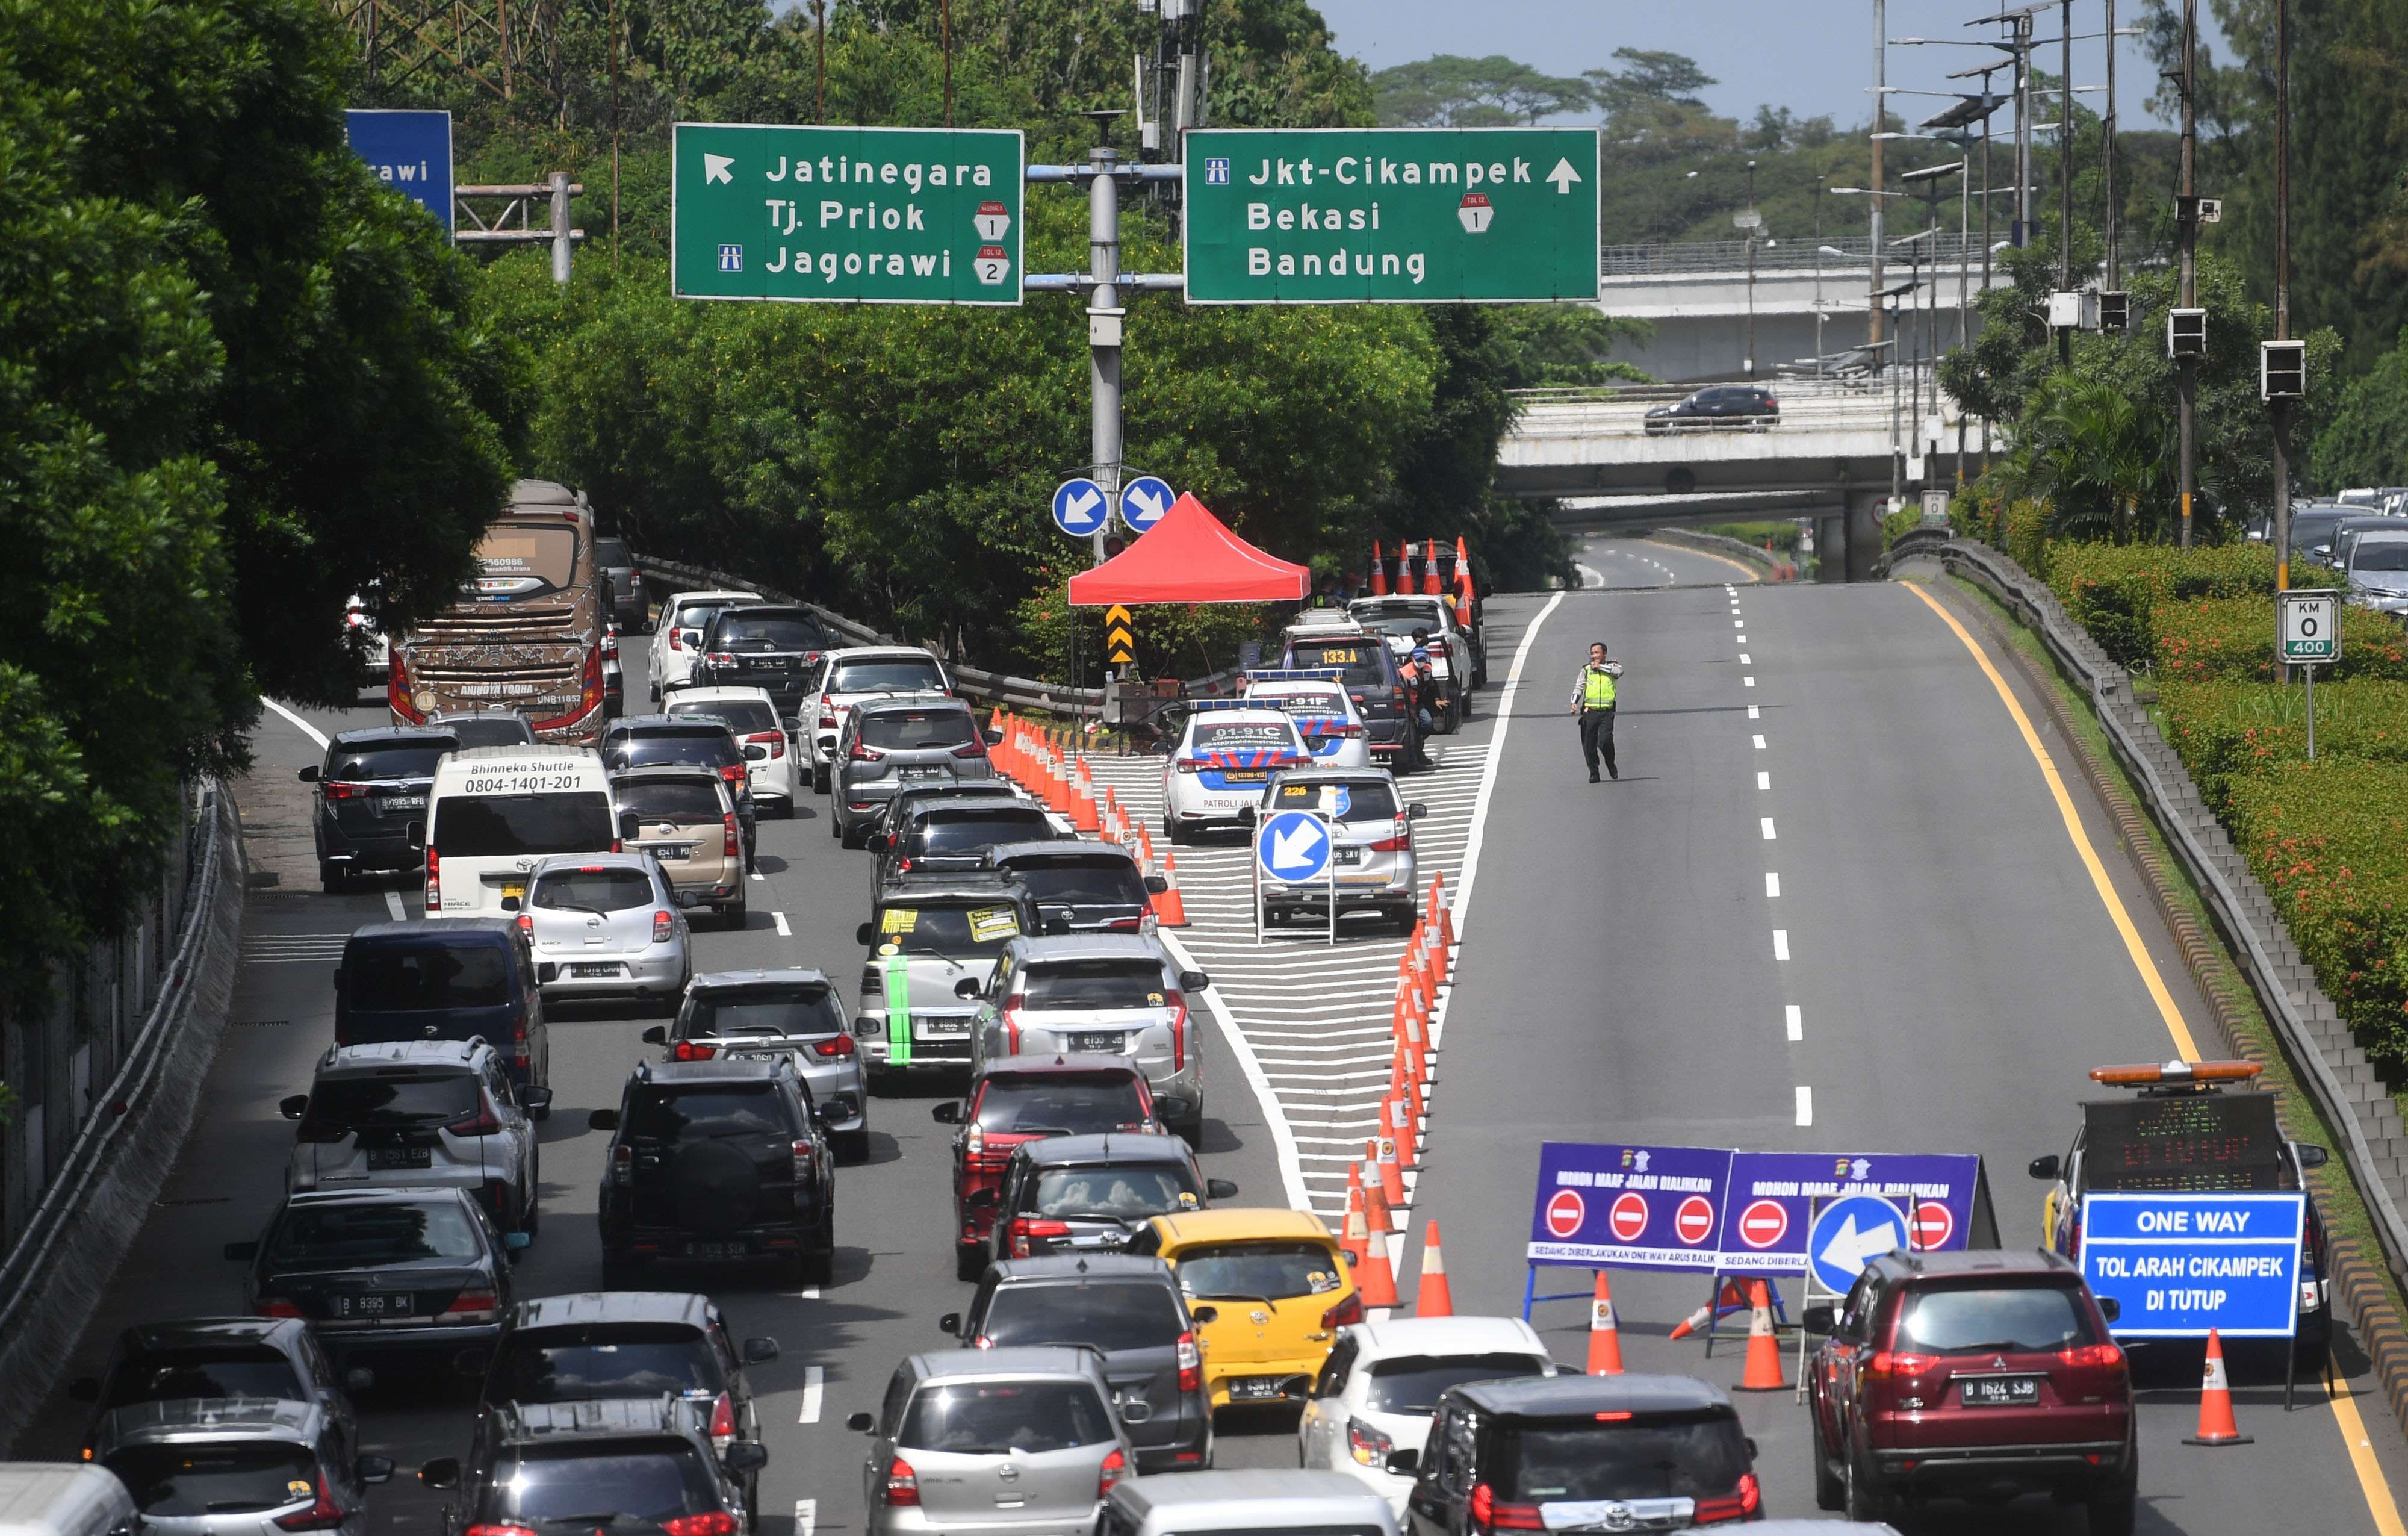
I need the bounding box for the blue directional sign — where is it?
[1807,1194,1910,1296]
[2079,1192,2306,1339]
[345,109,454,235]
[1121,475,1176,532]
[1256,809,1332,883]
[1052,477,1108,538]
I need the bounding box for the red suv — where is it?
[1804,1248,2134,1532]
[930,1055,1166,1280]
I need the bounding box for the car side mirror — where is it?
[1155,1096,1192,1124]
[356,1456,395,1487]
[223,1240,258,1261]
[500,895,520,913]
[1144,875,1168,895]
[1189,1305,1218,1325]
[1179,971,1210,992]
[1385,1449,1420,1476]
[2298,1143,2331,1169]
[939,1313,962,1335]
[1802,1305,1836,1335]
[641,1025,667,1046]
[1744,1438,1758,1462]
[279,1094,309,1121]
[1339,1248,1357,1267]
[931,1102,961,1125]
[588,1108,621,1131]
[857,922,875,947]
[297,765,320,782]
[743,1337,780,1364]
[1206,1178,1239,1201]
[954,977,982,1000]
[506,1231,532,1254]
[522,1087,553,1113]
[2097,1296,2121,1323]
[1408,802,1428,819]
[620,811,644,841]
[2028,1154,2061,1181]
[846,1411,879,1434]
[418,1458,460,1490]
[344,1367,376,1393]
[984,728,1005,745]
[724,1443,768,1474]
[67,1376,99,1402]
[745,745,769,762]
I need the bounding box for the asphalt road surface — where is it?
[24,580,2408,1536]
[1574,531,1766,589]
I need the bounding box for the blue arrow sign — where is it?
[1256,809,1332,883]
[1052,477,1108,538]
[1807,1194,1908,1296]
[1121,475,1175,531]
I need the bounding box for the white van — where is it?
[0,1465,139,1536]
[424,747,615,914]
[1104,1470,1398,1536]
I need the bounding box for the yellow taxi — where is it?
[1128,1208,1358,1411]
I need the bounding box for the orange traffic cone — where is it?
[1370,541,1388,596]
[1586,1273,1626,1375]
[1071,761,1102,833]
[1733,1280,1786,1391]
[1359,1207,1401,1309]
[1153,851,1190,927]
[1422,538,1442,595]
[1385,1090,1420,1167]
[1432,874,1455,948]
[1370,1136,1407,1217]
[1339,1178,1370,1270]
[1454,535,1471,591]
[1669,1279,1751,1341]
[1415,1222,1455,1316]
[2185,1329,2253,1445]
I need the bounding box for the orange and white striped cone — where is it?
[1370,1135,1407,1217]
[1370,540,1388,596]
[1391,1051,1423,1128]
[1422,538,1443,595]
[1412,946,1438,1015]
[1668,1280,1751,1341]
[1415,1221,1455,1316]
[1071,761,1102,834]
[1154,850,1190,927]
[1733,1280,1786,1391]
[1585,1272,1626,1375]
[1339,1175,1370,1270]
[2184,1329,2253,1445]
[1668,1302,1714,1342]
[1432,874,1456,948]
[1385,1090,1420,1167]
[1422,912,1449,987]
[1359,1205,1401,1308]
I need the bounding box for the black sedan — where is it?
[1643,384,1780,434]
[223,1187,522,1367]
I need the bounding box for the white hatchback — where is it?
[665,685,800,815]
[1159,703,1309,843]
[649,588,761,702]
[518,853,692,1010]
[1296,1316,1556,1513]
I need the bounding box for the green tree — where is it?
[2313,327,2408,490]
[1371,54,1592,127]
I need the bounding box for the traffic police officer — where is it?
[1568,642,1624,782]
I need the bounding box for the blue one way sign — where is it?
[2079,1192,2306,1338]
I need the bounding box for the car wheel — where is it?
[812,763,830,795]
[1842,1444,1889,1524]
[1177,1112,1203,1148]
[803,1242,835,1289]
[1808,1402,1843,1511]
[2087,1435,2138,1536]
[720,896,747,930]
[955,1242,986,1282]
[836,1128,872,1163]
[1165,816,1190,847]
[521,1186,541,1239]
[318,861,346,895]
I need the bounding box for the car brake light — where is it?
[746,730,786,760]
[1174,757,1205,773]
[512,1010,529,1066]
[1865,1349,1937,1382]
[707,1391,737,1446]
[718,762,746,785]
[255,1299,305,1319]
[273,1476,346,1532]
[1165,990,1188,1071]
[1329,723,1366,738]
[1009,1217,1073,1257]
[441,1290,500,1323]
[1096,1447,1127,1499]
[424,846,440,912]
[792,1137,812,1183]
[809,1033,856,1059]
[660,1514,736,1536]
[1691,1472,1761,1525]
[388,651,420,723]
[465,1527,539,1536]
[2060,1342,2124,1370]
[951,740,988,759]
[1001,998,1023,1053]
[653,909,677,944]
[1106,916,1143,933]
[321,780,371,800]
[1369,816,1412,853]
[819,712,837,730]
[668,629,683,651]
[515,912,533,939]
[1175,1329,1202,1391]
[612,1144,633,1187]
[851,741,886,762]
[883,1457,920,1506]
[294,1115,349,1144]
[1468,1485,1544,1533]
[445,1102,503,1137]
[1321,1292,1363,1329]
[724,812,741,859]
[707,651,737,668]
[1345,1416,1391,1466]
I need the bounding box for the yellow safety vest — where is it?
[1583,668,1618,709]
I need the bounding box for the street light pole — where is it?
[2178,0,2199,547]
[1872,0,1887,358]
[2104,0,2120,289]
[1745,158,1758,378]
[1814,178,1828,376]
[2273,0,2292,588]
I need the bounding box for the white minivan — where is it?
[423,747,615,915]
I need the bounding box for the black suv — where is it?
[1402,1375,1760,1533]
[300,727,459,892]
[943,1254,1214,1474]
[1280,629,1420,770]
[990,1131,1235,1263]
[982,841,1165,935]
[421,1395,765,1531]
[1643,384,1780,434]
[591,1058,837,1287]
[694,605,834,721]
[603,715,758,868]
[479,1291,780,1514]
[873,795,1063,891]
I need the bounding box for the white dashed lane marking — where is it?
[1765,873,1780,897]
[384,889,406,921]
[1795,1086,1814,1126]
[798,1365,823,1423]
[1757,772,1770,791]
[1786,1005,1804,1042]
[1761,818,1777,840]
[773,911,791,937]
[1753,735,1766,749]
[795,1502,816,1536]
[1773,930,1790,962]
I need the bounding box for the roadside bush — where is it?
[2002,498,2052,578]
[2158,679,2408,813]
[2045,542,2276,668]
[2153,597,2408,683]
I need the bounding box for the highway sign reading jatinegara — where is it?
[1182,127,1600,304]
[672,123,1023,305]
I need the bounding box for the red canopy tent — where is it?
[1066,492,1309,606]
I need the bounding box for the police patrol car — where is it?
[1159,701,1310,844]
[1238,669,1372,770]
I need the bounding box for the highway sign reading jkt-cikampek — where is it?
[672,123,1023,305]
[1183,127,1601,304]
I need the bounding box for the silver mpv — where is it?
[966,936,1209,1143]
[848,1348,1132,1536]
[647,968,873,1160]
[91,1398,393,1536]
[1255,767,1426,934]
[833,695,998,847]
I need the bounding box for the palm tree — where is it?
[2005,375,2164,544]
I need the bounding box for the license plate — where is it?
[500,883,524,902]
[902,765,946,780]
[571,962,622,978]
[385,795,426,811]
[1228,1376,1290,1401]
[1960,1376,2042,1407]
[332,1292,414,1319]
[922,1017,970,1035]
[683,1240,749,1260]
[1069,1032,1123,1054]
[1333,847,1362,865]
[642,844,696,861]
[366,1146,432,1170]
[1219,770,1268,783]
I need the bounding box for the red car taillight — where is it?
[1096,1447,1127,1499]
[1692,1472,1761,1525]
[882,1457,920,1506]
[1008,1217,1072,1257]
[1174,757,1205,774]
[516,912,533,939]
[612,1144,634,1187]
[1165,990,1188,1071]
[660,1514,736,1536]
[1001,998,1023,1052]
[1468,1485,1544,1533]
[819,710,838,730]
[707,1391,736,1447]
[653,909,676,944]
[746,730,786,760]
[273,1476,346,1532]
[673,1039,718,1061]
[254,1299,305,1319]
[809,1033,856,1059]
[724,812,741,859]
[791,1137,812,1183]
[1321,1292,1363,1329]
[441,1290,500,1323]
[1176,1330,1201,1393]
[465,1526,538,1536]
[1368,816,1412,853]
[707,651,737,668]
[668,629,683,651]
[951,740,988,759]
[851,741,886,762]
[424,846,441,912]
[1864,1349,1937,1385]
[2060,1342,2125,1370]
[444,1102,503,1137]
[321,780,373,800]
[512,1010,530,1067]
[388,651,420,723]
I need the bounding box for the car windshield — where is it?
[266,1201,483,1268]
[1174,1242,1342,1301]
[102,1348,304,1410]
[1008,861,1147,908]
[2355,540,2408,572]
[972,1073,1148,1134]
[327,745,451,781]
[1503,1414,1748,1502]
[668,699,780,735]
[107,1441,316,1517]
[1286,643,1386,688]
[485,1442,718,1526]
[1268,780,1398,823]
[1893,1284,2093,1354]
[916,811,1054,854]
[1193,720,1302,754]
[980,1281,1185,1351]
[344,943,511,1012]
[831,659,947,693]
[1259,688,1353,718]
[1350,605,1442,638]
[1364,1353,1550,1414]
[674,603,741,633]
[1030,1164,1197,1219]
[595,539,633,567]
[304,1072,480,1133]
[475,524,580,592]
[436,718,533,749]
[863,709,976,750]
[489,1325,720,1402]
[681,983,843,1039]
[1023,960,1164,1010]
[715,615,828,651]
[624,1084,788,1142]
[432,794,615,859]
[609,733,734,771]
[896,1381,1114,1454]
[532,867,657,914]
[875,903,1022,956]
[616,780,725,822]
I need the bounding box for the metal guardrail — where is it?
[1885,527,2408,1279]
[1601,232,1990,278]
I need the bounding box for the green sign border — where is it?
[670,121,1026,308]
[2277,588,2341,662]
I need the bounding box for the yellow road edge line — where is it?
[1909,580,2407,1534]
[1902,581,2198,1060]
[1636,538,1763,583]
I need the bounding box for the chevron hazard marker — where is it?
[1105,604,1135,664]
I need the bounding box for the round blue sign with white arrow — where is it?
[1120,475,1175,532]
[1052,477,1108,539]
[1256,809,1332,884]
[1807,1195,1908,1296]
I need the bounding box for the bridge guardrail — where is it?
[1884,527,2408,1288]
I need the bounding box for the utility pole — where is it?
[1814,178,1828,376]
[2178,0,2199,547]
[1744,159,1758,378]
[2058,0,2075,370]
[815,0,827,125]
[2272,0,2292,587]
[2015,12,2034,247]
[609,0,621,259]
[2103,0,2119,289]
[1088,144,1124,568]
[1871,0,1887,357]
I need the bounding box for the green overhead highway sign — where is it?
[672,123,1023,305]
[1182,126,1600,305]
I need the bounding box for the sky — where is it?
[1311,1,2221,133]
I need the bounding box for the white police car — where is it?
[1161,701,1309,844]
[1239,669,1372,770]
